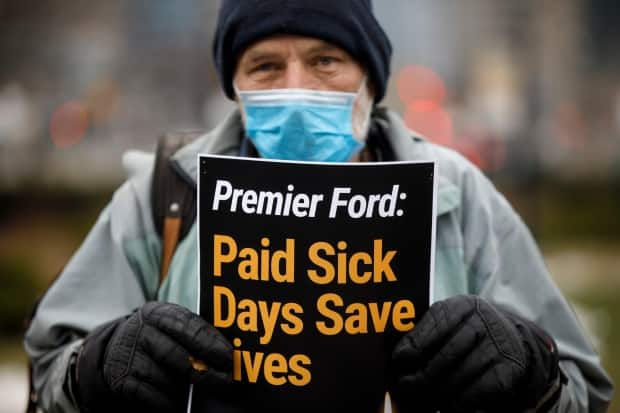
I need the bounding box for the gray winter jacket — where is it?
[24,109,613,412]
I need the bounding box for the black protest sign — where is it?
[192,155,436,413]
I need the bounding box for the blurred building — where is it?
[379,0,620,180]
[0,0,618,189]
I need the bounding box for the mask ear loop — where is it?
[233,83,249,125]
[352,76,374,143]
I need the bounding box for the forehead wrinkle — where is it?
[243,50,284,63]
[240,42,293,64]
[291,39,344,58]
[241,36,343,62]
[303,41,340,54]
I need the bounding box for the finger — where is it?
[140,324,232,386]
[195,366,234,388]
[447,361,521,413]
[140,323,196,379]
[104,345,189,407]
[392,296,477,374]
[442,335,498,398]
[184,316,234,373]
[142,303,233,372]
[475,299,527,368]
[114,376,178,413]
[130,343,192,401]
[420,317,485,386]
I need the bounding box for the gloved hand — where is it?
[390,295,562,413]
[73,302,233,413]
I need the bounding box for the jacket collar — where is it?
[172,108,460,215]
[171,110,244,187]
[376,109,460,215]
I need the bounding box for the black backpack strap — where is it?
[151,131,202,285]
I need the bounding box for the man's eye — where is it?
[251,62,277,73]
[316,56,337,67]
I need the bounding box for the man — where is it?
[25,1,613,412]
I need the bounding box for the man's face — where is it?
[234,35,374,142]
[234,34,367,93]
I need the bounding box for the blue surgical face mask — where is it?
[237,87,365,162]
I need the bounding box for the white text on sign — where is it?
[211,179,407,219]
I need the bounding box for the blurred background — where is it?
[0,0,618,411]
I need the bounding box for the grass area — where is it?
[542,240,618,411]
[499,179,620,245]
[0,257,41,333]
[570,290,619,413]
[0,337,28,366]
[0,189,112,336]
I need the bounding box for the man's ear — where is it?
[231,81,241,103]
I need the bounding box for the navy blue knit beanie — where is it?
[213,0,393,102]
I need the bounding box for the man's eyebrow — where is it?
[305,43,343,55]
[241,50,282,64]
[240,42,345,64]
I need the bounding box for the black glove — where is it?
[391,295,562,413]
[73,302,233,413]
